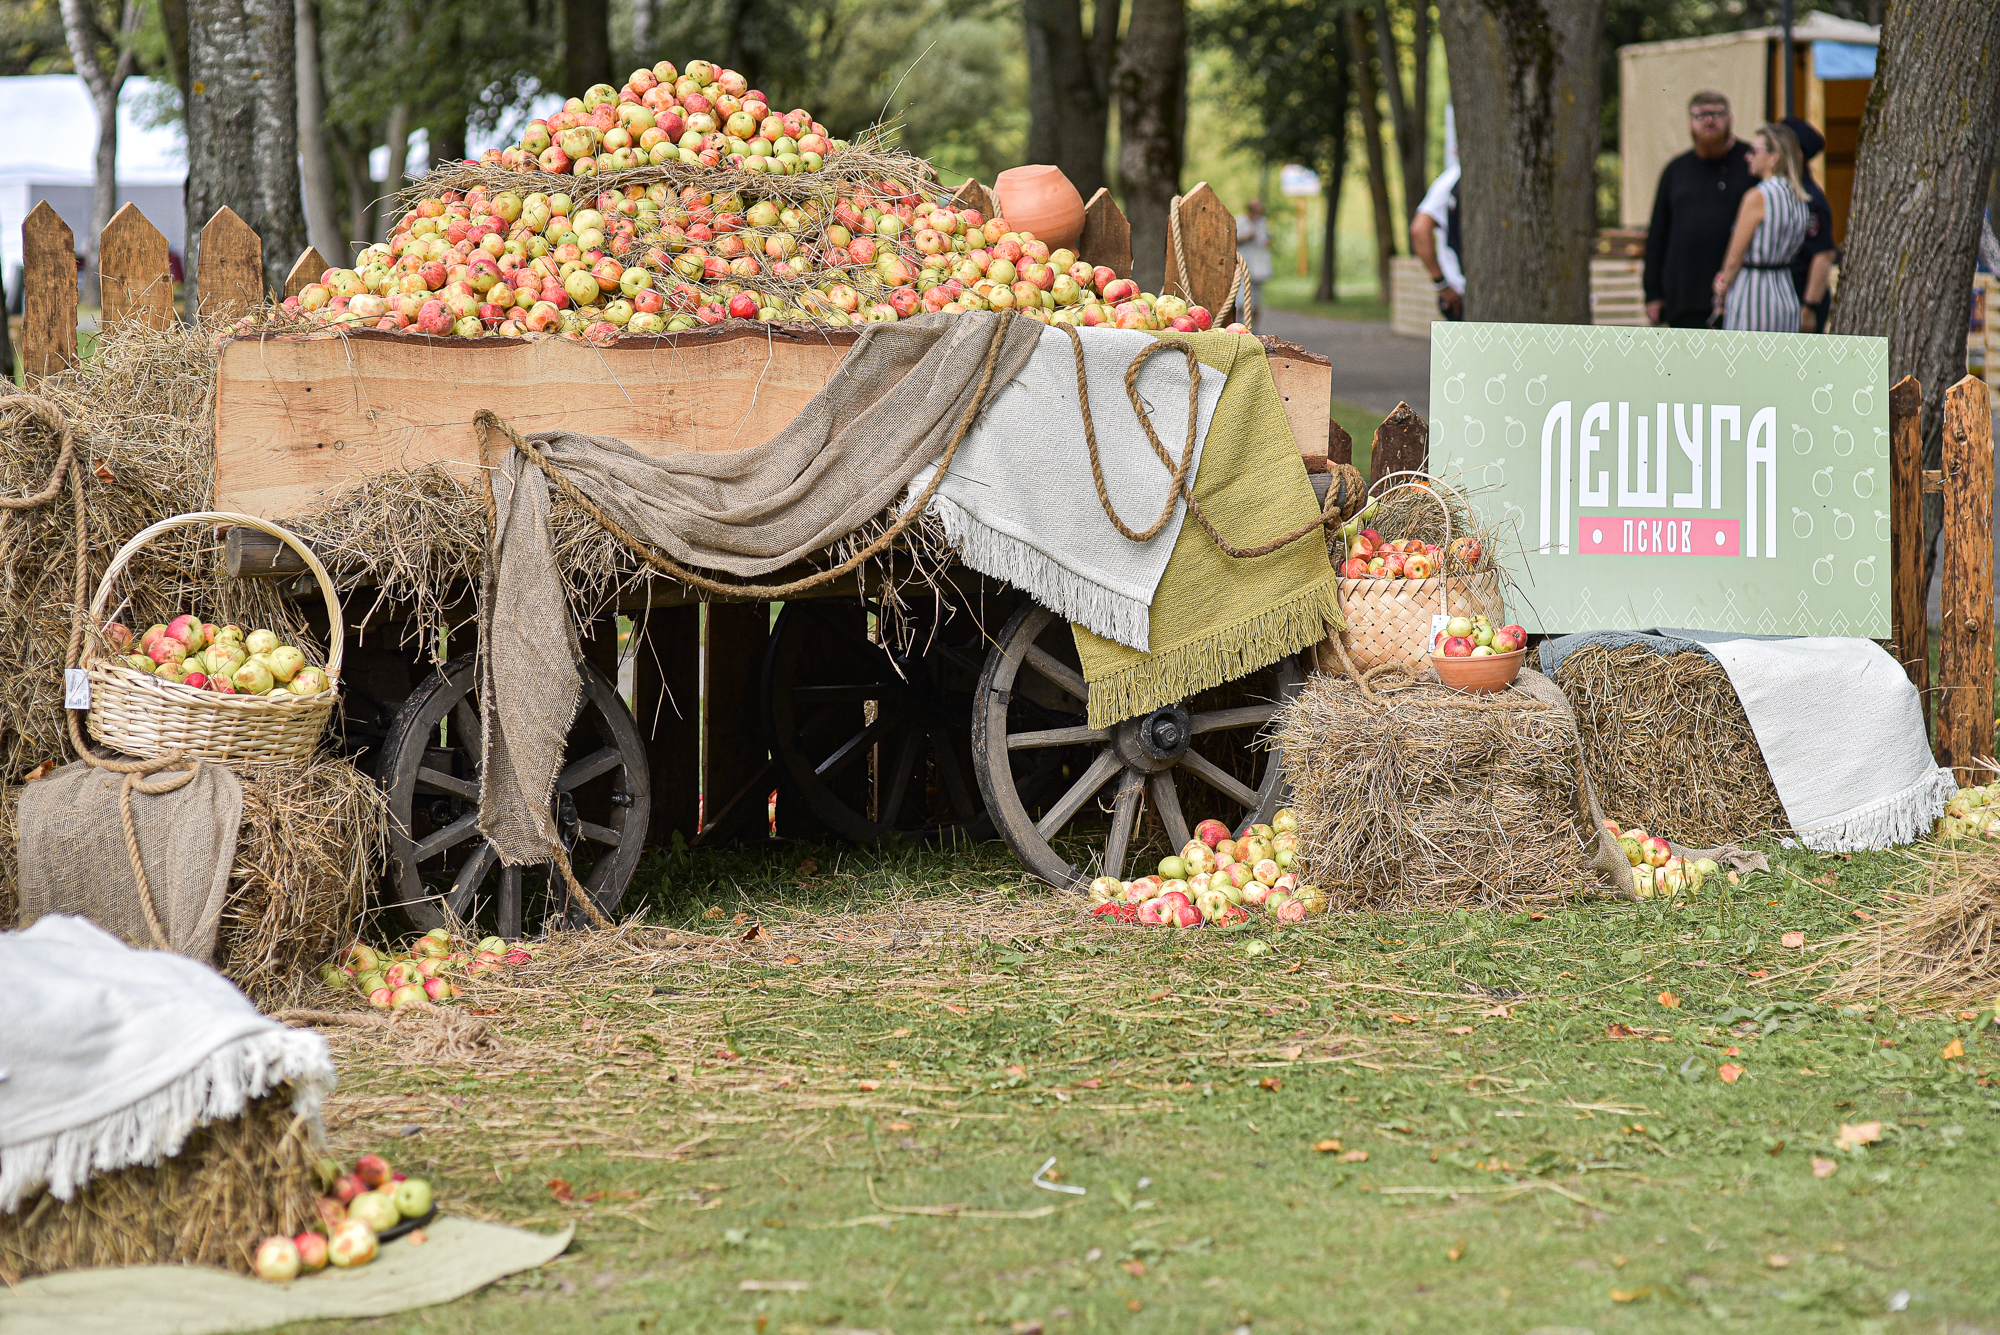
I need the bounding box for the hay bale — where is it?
[1553,644,1786,847]
[1274,670,1592,910]
[0,754,384,1006]
[0,1086,320,1283]
[1814,846,2000,1010]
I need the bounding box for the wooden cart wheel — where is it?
[763,596,998,843]
[378,653,650,933]
[971,603,1303,888]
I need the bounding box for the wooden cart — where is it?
[28,187,1350,935]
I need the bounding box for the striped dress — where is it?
[1723,178,1811,332]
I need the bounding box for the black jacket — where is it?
[1643,143,1755,327]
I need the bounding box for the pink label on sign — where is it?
[1576,515,1740,557]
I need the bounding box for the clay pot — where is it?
[994,165,1085,250]
[1433,647,1526,695]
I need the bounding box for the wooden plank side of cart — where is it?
[212,328,1332,519]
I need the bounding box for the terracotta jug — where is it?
[994,165,1086,250]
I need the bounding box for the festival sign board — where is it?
[1428,323,1891,637]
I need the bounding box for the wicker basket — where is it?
[1329,473,1506,675]
[82,512,343,764]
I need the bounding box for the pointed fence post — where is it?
[950,178,997,222]
[196,208,265,321]
[284,247,329,299]
[1079,188,1132,279]
[1887,375,1927,726]
[22,201,78,382]
[99,203,176,332]
[1936,374,1995,783]
[1162,183,1236,316]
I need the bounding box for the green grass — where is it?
[1332,399,1382,474]
[289,838,2000,1335]
[1259,274,1390,324]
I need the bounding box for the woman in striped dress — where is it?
[1713,122,1812,331]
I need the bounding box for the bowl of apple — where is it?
[1432,616,1528,693]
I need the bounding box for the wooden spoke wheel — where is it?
[378,653,650,933]
[763,596,999,843]
[971,603,1303,888]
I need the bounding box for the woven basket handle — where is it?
[1365,471,1461,629]
[84,511,346,680]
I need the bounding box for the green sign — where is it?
[1428,323,1891,637]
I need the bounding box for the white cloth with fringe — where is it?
[1680,631,1955,852]
[904,325,1225,652]
[0,915,335,1213]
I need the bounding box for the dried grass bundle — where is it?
[1814,846,2000,1010]
[0,1086,320,1282]
[1554,644,1786,847]
[1274,671,1593,910]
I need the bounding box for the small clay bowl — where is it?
[1433,647,1525,694]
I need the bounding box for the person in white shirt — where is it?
[1235,199,1272,329]
[1410,163,1464,319]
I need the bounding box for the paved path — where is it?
[1256,310,1431,418]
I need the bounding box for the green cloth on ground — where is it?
[0,1216,573,1335]
[1073,332,1341,728]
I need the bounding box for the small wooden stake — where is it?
[1937,374,1994,783]
[22,201,77,382]
[950,178,997,222]
[1079,188,1132,278]
[1370,402,1429,486]
[1887,375,1926,725]
[284,246,330,299]
[196,207,265,319]
[99,202,176,332]
[1162,183,1236,316]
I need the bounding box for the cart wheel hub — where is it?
[1116,704,1193,771]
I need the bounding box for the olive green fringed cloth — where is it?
[1072,332,1341,728]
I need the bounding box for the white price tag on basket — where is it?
[1429,614,1450,656]
[64,667,91,710]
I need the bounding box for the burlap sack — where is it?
[14,759,242,960]
[479,312,1041,867]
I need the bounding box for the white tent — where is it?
[0,75,187,303]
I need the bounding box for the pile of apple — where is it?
[282,180,1224,339]
[321,929,536,1009]
[1934,785,2000,841]
[253,1152,434,1281]
[487,60,840,178]
[1605,819,1719,900]
[1338,528,1488,582]
[104,615,329,698]
[1087,809,1327,925]
[1435,614,1527,661]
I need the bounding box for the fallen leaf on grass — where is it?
[1121,1260,1146,1277]
[1127,1300,1143,1311]
[1145,991,1171,1001]
[1446,1026,1474,1035]
[1942,1038,1966,1060]
[1259,1077,1283,1093]
[739,923,762,942]
[1606,1023,1636,1039]
[1657,991,1681,1009]
[1340,1150,1368,1163]
[1277,1045,1304,1061]
[738,1279,810,1292]
[1718,1064,1745,1084]
[1388,1013,1417,1024]
[1835,1121,1882,1153]
[1724,1046,1740,1056]
[1446,1239,1466,1261]
[1811,1157,1838,1178]
[1609,1286,1653,1303]
[1481,1005,1512,1018]
[943,1004,968,1015]
[1075,1079,1102,1089]
[891,1028,912,1038]
[546,1178,575,1203]
[856,1079,881,1091]
[1006,1065,1026,1076]
[886,1122,912,1132]
[1765,1254,1790,1269]
[1781,931,1807,948]
[782,955,802,965]
[1313,1139,1343,1153]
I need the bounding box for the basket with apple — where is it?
[81,512,341,764]
[1431,614,1530,693]
[1328,473,1507,676]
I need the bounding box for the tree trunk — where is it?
[377,100,411,239]
[1314,16,1353,304]
[630,0,653,61]
[158,0,190,103]
[431,104,468,168]
[565,0,613,96]
[337,137,371,253]
[1112,0,1185,294]
[295,0,342,264]
[1024,0,1115,200]
[60,0,140,306]
[1376,0,1430,226]
[1435,0,1602,323]
[185,0,306,310]
[1350,9,1397,305]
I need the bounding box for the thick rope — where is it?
[548,840,616,931]
[473,308,1024,603]
[1166,196,1253,329]
[63,708,200,949]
